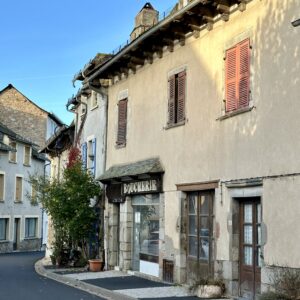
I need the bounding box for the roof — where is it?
[97,158,164,183]
[86,0,249,84]
[0,121,36,146]
[0,84,63,126]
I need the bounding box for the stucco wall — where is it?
[105,0,300,271]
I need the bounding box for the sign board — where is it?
[122,178,162,196]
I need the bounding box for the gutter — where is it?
[88,0,203,83]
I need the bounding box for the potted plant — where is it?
[190,277,225,299]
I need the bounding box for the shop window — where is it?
[167,71,186,126]
[9,139,17,163]
[0,218,8,240]
[25,218,37,238]
[116,99,128,146]
[15,176,23,202]
[225,38,250,112]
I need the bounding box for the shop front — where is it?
[98,158,164,277]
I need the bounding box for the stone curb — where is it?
[34,259,136,300]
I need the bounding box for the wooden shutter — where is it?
[238,39,250,108]
[117,99,128,145]
[225,46,237,112]
[81,142,87,169]
[0,174,4,200]
[16,177,22,202]
[168,75,176,124]
[177,71,186,123]
[24,146,30,165]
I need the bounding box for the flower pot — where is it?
[196,285,222,298]
[88,259,103,272]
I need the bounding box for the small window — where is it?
[15,176,23,202]
[225,38,250,112]
[25,218,37,238]
[0,174,4,201]
[0,218,8,240]
[167,71,186,126]
[9,140,17,163]
[24,145,31,166]
[116,99,128,146]
[90,92,98,109]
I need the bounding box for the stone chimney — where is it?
[130,3,159,41]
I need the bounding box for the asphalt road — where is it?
[0,251,103,300]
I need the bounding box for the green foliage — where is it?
[29,159,102,261]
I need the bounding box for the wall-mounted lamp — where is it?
[291,19,300,27]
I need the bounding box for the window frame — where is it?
[23,145,31,166]
[25,217,38,238]
[90,92,98,110]
[9,139,17,163]
[0,172,5,202]
[0,218,9,241]
[15,175,23,203]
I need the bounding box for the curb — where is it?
[34,259,136,300]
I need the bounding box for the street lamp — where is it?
[291,19,300,27]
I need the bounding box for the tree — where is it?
[29,147,102,264]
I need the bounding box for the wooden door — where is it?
[13,218,20,251]
[239,199,262,299]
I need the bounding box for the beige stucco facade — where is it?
[86,0,300,298]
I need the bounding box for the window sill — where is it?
[9,160,17,164]
[23,163,31,167]
[14,201,23,204]
[0,240,9,244]
[90,105,98,111]
[217,106,254,121]
[115,142,126,149]
[0,200,4,203]
[164,120,185,130]
[24,237,38,240]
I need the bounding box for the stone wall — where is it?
[19,238,41,252]
[0,86,47,147]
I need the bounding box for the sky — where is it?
[0,0,177,125]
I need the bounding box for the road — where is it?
[0,251,103,300]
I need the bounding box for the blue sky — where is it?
[0,0,176,125]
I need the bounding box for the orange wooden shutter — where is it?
[177,71,186,123]
[238,39,250,108]
[117,99,128,145]
[225,46,237,112]
[168,75,176,124]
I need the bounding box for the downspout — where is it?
[42,161,51,250]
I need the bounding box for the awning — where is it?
[97,158,164,184]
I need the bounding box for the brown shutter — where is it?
[238,39,250,108]
[16,177,22,202]
[225,46,237,112]
[177,71,186,123]
[117,99,128,145]
[168,75,176,124]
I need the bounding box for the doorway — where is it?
[239,198,262,299]
[13,218,20,251]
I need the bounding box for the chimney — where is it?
[130,3,159,41]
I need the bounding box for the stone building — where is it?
[0,84,62,148]
[0,122,46,252]
[73,0,300,299]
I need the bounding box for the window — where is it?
[116,99,128,146]
[25,218,37,238]
[87,139,96,176]
[90,92,98,109]
[225,38,250,112]
[24,145,31,166]
[168,71,186,126]
[0,218,8,240]
[9,139,17,163]
[0,174,4,201]
[15,176,23,202]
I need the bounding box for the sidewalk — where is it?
[35,258,228,300]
